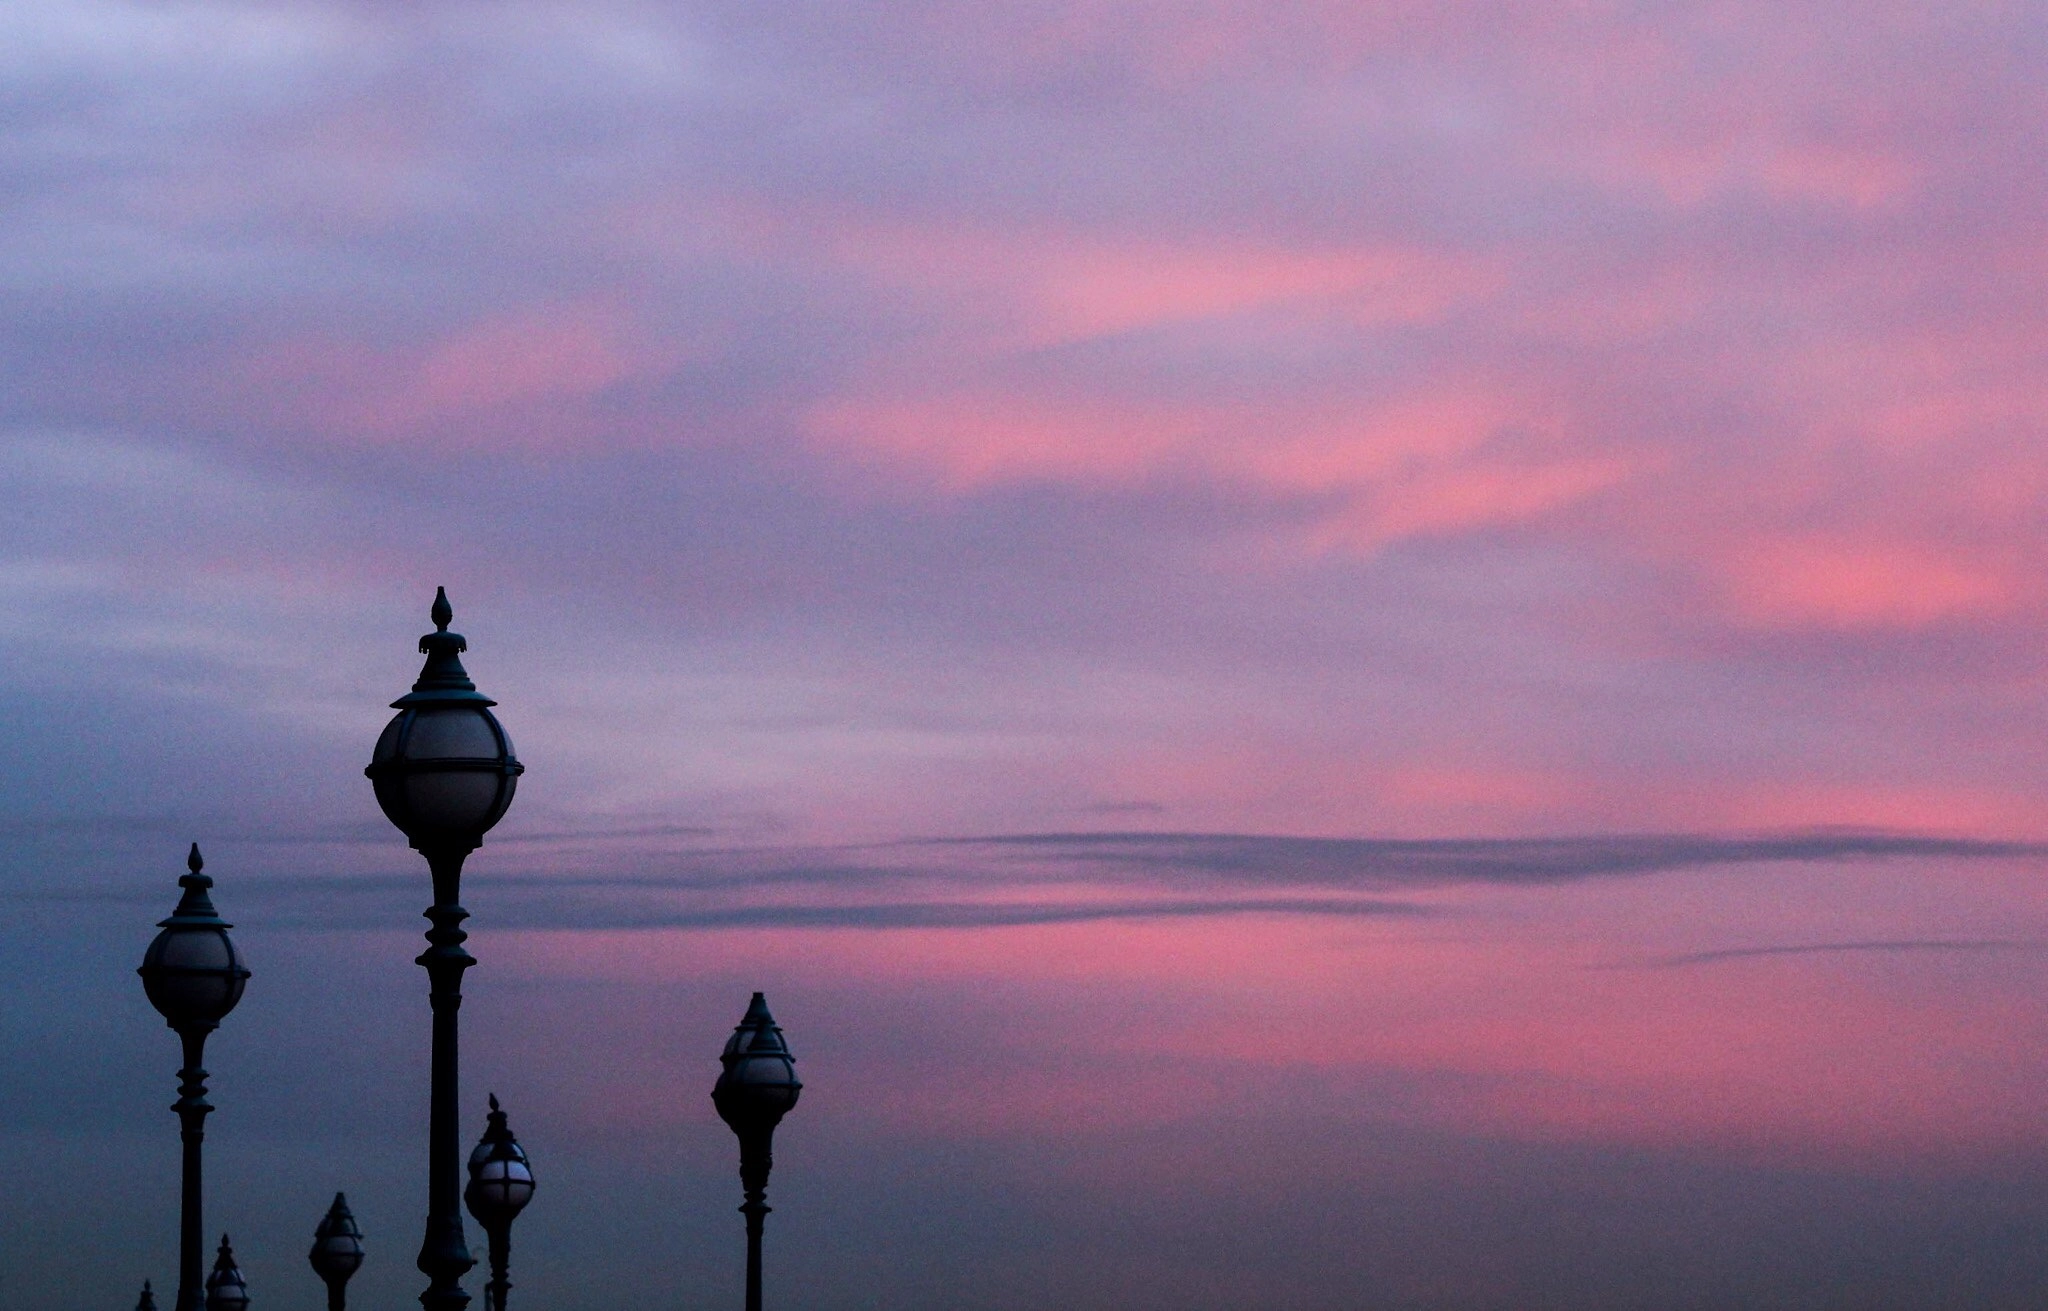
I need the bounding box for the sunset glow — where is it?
[6,2,2048,1308]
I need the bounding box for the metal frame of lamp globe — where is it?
[712,993,803,1311]
[204,1233,249,1311]
[137,844,250,1311]
[309,1191,366,1310]
[465,1094,537,1311]
[365,588,524,1311]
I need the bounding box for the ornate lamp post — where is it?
[204,1235,249,1311]
[712,993,803,1311]
[138,844,250,1311]
[309,1192,365,1310]
[465,1095,536,1311]
[366,588,524,1311]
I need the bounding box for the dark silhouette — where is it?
[465,1095,537,1311]
[365,589,524,1311]
[310,1192,365,1309]
[713,993,803,1311]
[138,845,249,1311]
[203,1234,248,1311]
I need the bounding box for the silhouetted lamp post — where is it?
[366,587,524,1311]
[204,1234,249,1311]
[712,993,802,1311]
[465,1095,536,1311]
[136,1279,158,1311]
[138,844,250,1311]
[310,1192,365,1310]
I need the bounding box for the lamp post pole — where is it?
[712,993,803,1311]
[419,839,477,1310]
[366,589,524,1311]
[174,1036,206,1311]
[138,845,249,1311]
[739,1129,769,1311]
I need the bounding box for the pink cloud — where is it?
[809,377,1633,552]
[229,300,641,447]
[415,304,632,413]
[739,200,1499,347]
[1719,537,2022,631]
[481,866,2048,1163]
[1024,242,1494,344]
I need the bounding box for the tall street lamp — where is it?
[366,587,524,1311]
[138,844,250,1311]
[712,993,803,1311]
[465,1094,537,1311]
[309,1192,365,1310]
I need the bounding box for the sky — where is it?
[4,1,2048,1306]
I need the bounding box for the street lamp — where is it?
[136,1280,158,1311]
[465,1094,537,1311]
[204,1234,249,1311]
[309,1192,365,1310]
[366,587,524,1311]
[138,844,250,1311]
[712,993,803,1311]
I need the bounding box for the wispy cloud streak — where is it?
[1648,939,2048,968]
[939,829,2044,887]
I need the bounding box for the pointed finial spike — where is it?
[188,843,203,874]
[489,1092,500,1111]
[431,586,452,631]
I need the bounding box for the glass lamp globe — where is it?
[138,845,249,1034]
[712,992,803,1134]
[308,1191,364,1287]
[365,588,523,850]
[465,1094,536,1229]
[204,1234,249,1311]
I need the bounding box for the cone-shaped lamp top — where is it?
[397,586,493,708]
[136,1279,157,1311]
[138,843,249,1032]
[712,992,803,1134]
[309,1190,365,1284]
[204,1234,249,1311]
